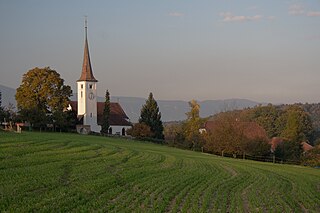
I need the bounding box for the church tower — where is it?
[77,18,100,132]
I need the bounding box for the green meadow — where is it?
[0,132,319,212]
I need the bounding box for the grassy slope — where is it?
[0,132,319,212]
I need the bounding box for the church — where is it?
[68,20,131,135]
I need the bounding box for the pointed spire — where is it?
[78,17,98,82]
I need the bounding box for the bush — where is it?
[126,123,154,139]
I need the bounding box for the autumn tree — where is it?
[204,112,246,156]
[139,92,164,139]
[164,122,183,146]
[204,111,270,157]
[280,105,313,142]
[275,105,314,161]
[126,123,154,139]
[16,67,72,129]
[182,100,205,150]
[101,90,110,134]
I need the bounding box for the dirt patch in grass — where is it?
[221,164,238,177]
[59,163,72,186]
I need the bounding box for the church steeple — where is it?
[78,17,97,82]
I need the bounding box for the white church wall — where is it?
[109,125,131,136]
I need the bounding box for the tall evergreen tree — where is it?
[139,92,164,139]
[101,90,110,134]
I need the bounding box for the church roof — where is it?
[69,101,131,126]
[77,21,97,82]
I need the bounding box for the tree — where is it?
[204,112,246,156]
[139,92,164,139]
[101,90,110,134]
[274,105,313,162]
[0,106,9,124]
[204,111,270,158]
[247,104,282,138]
[0,103,17,125]
[280,105,313,142]
[183,100,205,151]
[51,109,78,132]
[16,67,72,129]
[126,123,154,139]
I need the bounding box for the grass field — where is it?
[0,132,320,212]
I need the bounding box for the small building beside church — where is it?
[71,19,131,135]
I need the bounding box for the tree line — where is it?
[164,102,320,166]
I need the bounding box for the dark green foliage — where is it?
[0,104,17,124]
[52,109,78,132]
[300,103,320,131]
[139,92,164,139]
[101,90,110,134]
[246,104,313,143]
[18,107,48,130]
[280,105,313,142]
[274,140,303,162]
[243,138,270,156]
[0,107,9,123]
[247,104,283,138]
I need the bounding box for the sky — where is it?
[0,0,320,104]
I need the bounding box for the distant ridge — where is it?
[0,84,16,108]
[71,93,261,122]
[0,84,261,122]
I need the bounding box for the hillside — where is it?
[0,132,319,212]
[0,84,16,107]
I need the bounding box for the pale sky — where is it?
[0,0,320,104]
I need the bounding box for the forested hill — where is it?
[276,103,320,131]
[299,103,320,131]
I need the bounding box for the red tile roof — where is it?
[301,141,314,152]
[269,137,283,152]
[69,101,131,126]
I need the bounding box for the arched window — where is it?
[122,128,125,136]
[108,127,112,135]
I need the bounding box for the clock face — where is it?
[89,92,95,100]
